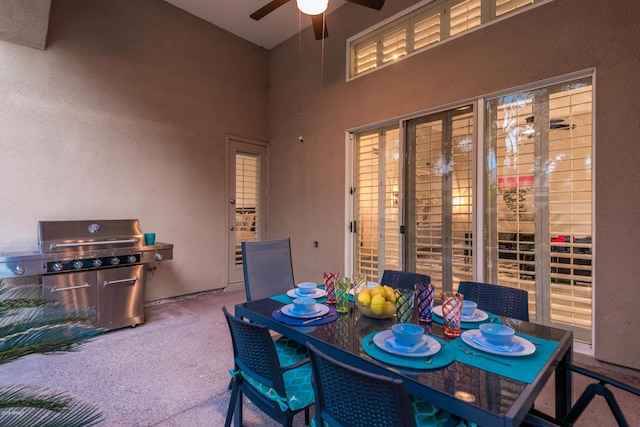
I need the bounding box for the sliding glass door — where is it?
[485,78,593,341]
[351,75,593,342]
[405,106,475,291]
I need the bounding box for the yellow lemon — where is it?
[384,285,396,302]
[371,285,385,298]
[384,301,396,315]
[370,294,386,315]
[357,289,371,305]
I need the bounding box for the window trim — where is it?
[346,0,553,81]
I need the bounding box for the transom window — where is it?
[348,0,547,79]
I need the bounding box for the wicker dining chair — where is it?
[380,270,430,290]
[222,307,313,427]
[306,342,472,427]
[457,281,529,321]
[242,238,296,301]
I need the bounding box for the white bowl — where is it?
[293,298,316,313]
[391,323,424,346]
[296,282,318,295]
[479,323,515,345]
[462,300,478,317]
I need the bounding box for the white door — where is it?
[227,137,268,285]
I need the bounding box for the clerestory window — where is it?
[348,0,548,80]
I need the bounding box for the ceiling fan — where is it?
[250,0,385,40]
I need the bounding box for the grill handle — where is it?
[51,283,91,292]
[103,277,138,287]
[49,238,139,250]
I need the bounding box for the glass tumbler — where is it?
[441,291,464,337]
[395,288,415,323]
[335,277,351,314]
[323,272,339,304]
[415,283,435,323]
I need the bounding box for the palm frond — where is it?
[0,280,104,425]
[0,385,103,427]
[0,322,102,364]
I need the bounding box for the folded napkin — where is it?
[471,335,524,353]
[384,337,428,354]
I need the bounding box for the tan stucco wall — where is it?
[0,0,50,49]
[0,0,269,300]
[267,0,640,369]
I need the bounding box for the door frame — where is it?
[226,135,269,286]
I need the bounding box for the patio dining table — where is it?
[235,296,573,427]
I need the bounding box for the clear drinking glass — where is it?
[335,277,351,313]
[441,291,464,337]
[395,288,415,323]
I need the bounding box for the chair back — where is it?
[380,269,430,290]
[222,307,285,393]
[307,342,418,427]
[242,238,295,300]
[457,281,529,321]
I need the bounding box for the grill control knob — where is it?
[127,255,137,264]
[52,262,63,272]
[110,257,120,266]
[154,253,163,261]
[13,264,25,276]
[73,260,83,269]
[92,258,102,267]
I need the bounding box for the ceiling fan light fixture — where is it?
[297,0,328,16]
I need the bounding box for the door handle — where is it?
[103,277,138,287]
[51,283,91,292]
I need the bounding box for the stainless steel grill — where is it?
[0,219,173,331]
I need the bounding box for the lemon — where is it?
[383,285,395,302]
[384,301,396,315]
[370,294,386,315]
[357,289,372,305]
[371,285,385,298]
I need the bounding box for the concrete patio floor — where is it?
[0,289,638,426]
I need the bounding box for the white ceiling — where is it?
[164,0,346,50]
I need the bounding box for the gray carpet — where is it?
[0,289,637,426]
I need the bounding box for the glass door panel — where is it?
[485,78,592,342]
[406,105,474,292]
[354,127,400,282]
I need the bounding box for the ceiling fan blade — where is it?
[311,14,329,40]
[250,0,292,20]
[345,0,385,10]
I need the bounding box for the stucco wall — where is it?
[267,0,640,369]
[0,0,50,49]
[0,0,269,300]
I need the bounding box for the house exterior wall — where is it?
[0,0,269,300]
[267,0,640,369]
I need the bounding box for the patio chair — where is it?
[242,238,295,301]
[380,270,430,290]
[222,307,313,427]
[457,281,529,321]
[306,342,472,427]
[525,364,640,427]
[234,238,308,391]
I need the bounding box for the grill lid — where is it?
[39,220,143,254]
